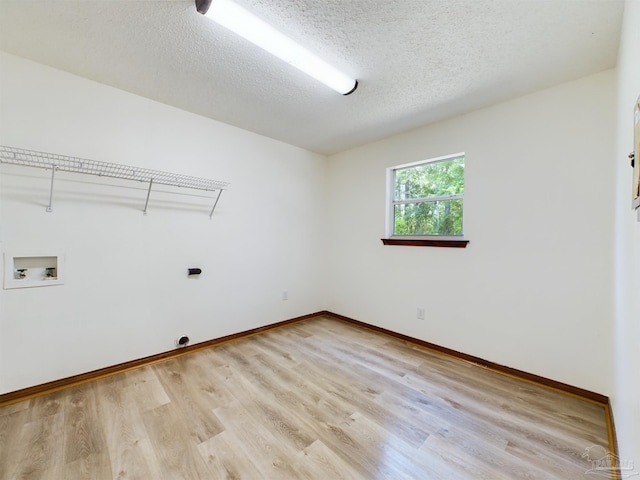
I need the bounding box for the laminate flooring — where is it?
[0,316,611,479]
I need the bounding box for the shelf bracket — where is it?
[46,166,57,213]
[209,190,223,219]
[143,179,153,216]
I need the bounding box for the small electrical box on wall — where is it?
[3,252,65,289]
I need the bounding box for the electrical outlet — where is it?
[417,308,425,320]
[282,291,288,301]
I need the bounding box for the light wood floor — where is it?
[0,316,610,479]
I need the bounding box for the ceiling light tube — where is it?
[196,0,358,95]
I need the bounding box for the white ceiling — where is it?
[0,0,624,155]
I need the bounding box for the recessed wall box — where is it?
[3,252,65,289]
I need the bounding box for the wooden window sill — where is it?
[381,238,469,248]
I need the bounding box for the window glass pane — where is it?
[394,199,463,236]
[394,157,464,200]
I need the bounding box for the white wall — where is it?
[0,52,326,394]
[325,70,616,395]
[613,0,640,463]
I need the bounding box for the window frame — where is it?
[385,152,466,243]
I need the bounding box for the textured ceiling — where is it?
[0,0,624,155]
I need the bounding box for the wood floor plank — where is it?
[420,434,515,480]
[281,333,434,448]
[140,403,213,480]
[336,410,459,479]
[243,337,358,426]
[290,439,367,480]
[121,368,170,413]
[25,391,64,422]
[63,383,107,465]
[216,346,316,453]
[213,401,309,479]
[0,409,31,480]
[194,349,246,407]
[0,315,612,479]
[0,398,30,417]
[197,430,267,480]
[403,355,609,448]
[6,410,65,480]
[61,451,112,480]
[94,375,161,480]
[152,357,224,444]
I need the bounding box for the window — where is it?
[387,153,465,238]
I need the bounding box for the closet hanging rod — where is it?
[0,146,230,192]
[0,145,229,216]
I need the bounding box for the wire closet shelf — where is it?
[0,145,230,217]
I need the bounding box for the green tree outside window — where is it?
[393,156,464,236]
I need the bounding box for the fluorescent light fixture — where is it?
[196,0,358,95]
